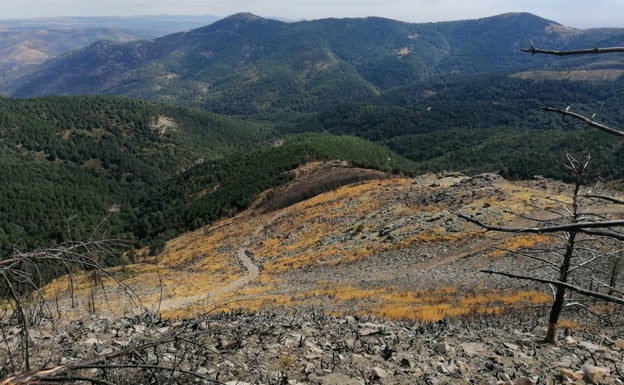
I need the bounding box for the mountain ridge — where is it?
[0,15,223,87]
[7,12,623,114]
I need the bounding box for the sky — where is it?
[3,0,624,28]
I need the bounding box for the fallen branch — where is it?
[0,335,227,385]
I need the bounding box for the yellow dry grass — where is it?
[253,177,467,273]
[35,170,574,322]
[485,234,556,258]
[293,284,550,322]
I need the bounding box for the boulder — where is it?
[460,342,486,356]
[582,364,608,383]
[371,367,388,379]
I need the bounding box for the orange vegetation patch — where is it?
[160,217,244,270]
[558,319,582,330]
[294,285,550,322]
[377,290,550,322]
[396,230,483,248]
[255,177,463,273]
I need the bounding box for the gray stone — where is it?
[308,372,360,385]
[461,342,486,356]
[503,342,519,350]
[435,342,451,354]
[582,364,608,383]
[438,362,458,375]
[371,367,388,379]
[515,376,537,385]
[578,340,607,353]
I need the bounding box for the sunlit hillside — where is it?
[41,161,613,324]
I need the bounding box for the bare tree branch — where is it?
[540,106,624,137]
[581,229,624,241]
[512,39,624,342]
[454,212,624,234]
[480,269,624,305]
[522,43,624,56]
[582,194,624,205]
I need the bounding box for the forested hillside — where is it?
[0,96,264,252]
[287,74,624,180]
[5,12,624,186]
[0,96,416,256]
[0,15,222,92]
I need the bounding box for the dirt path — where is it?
[157,247,259,312]
[157,213,280,312]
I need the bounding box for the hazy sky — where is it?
[4,0,624,28]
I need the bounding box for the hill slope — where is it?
[8,162,623,385]
[7,12,624,114]
[0,15,223,92]
[0,99,416,257]
[43,163,623,324]
[131,132,418,250]
[0,95,264,252]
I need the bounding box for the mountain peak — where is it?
[484,12,560,27]
[205,12,283,31]
[222,12,264,22]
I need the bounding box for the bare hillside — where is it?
[42,162,612,322]
[6,162,624,384]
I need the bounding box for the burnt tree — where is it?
[458,43,624,343]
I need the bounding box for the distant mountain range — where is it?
[0,15,221,86]
[0,15,221,33]
[4,12,624,114]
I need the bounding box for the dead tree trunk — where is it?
[546,231,576,343]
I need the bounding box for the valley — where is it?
[1,10,624,384]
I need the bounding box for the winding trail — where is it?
[156,192,621,313]
[157,215,272,312]
[157,245,259,312]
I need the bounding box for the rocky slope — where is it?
[41,163,622,322]
[3,163,624,384]
[2,311,623,384]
